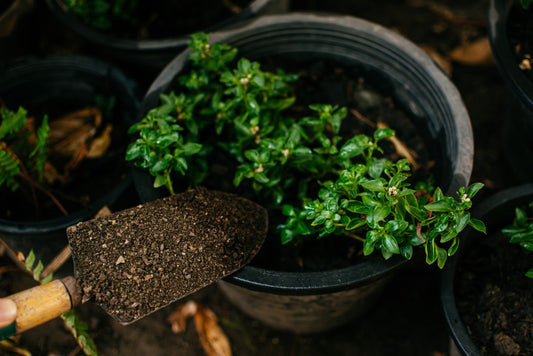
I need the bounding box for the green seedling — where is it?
[502,203,533,278]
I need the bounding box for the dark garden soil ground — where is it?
[456,232,533,356]
[0,0,530,355]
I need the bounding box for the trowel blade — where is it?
[66,188,267,324]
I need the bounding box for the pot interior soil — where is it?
[507,3,533,83]
[0,96,128,221]
[68,0,252,40]
[66,188,267,323]
[455,231,533,356]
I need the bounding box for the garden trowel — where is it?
[1,188,267,338]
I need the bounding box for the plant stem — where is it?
[343,231,365,242]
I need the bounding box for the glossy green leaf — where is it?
[469,219,487,234]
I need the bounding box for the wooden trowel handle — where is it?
[5,277,81,335]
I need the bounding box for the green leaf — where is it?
[343,200,368,214]
[363,238,375,256]
[368,206,391,225]
[456,212,470,233]
[525,269,533,278]
[425,199,454,212]
[437,247,448,269]
[346,217,365,230]
[448,238,460,256]
[33,261,44,281]
[182,142,202,155]
[373,128,395,141]
[361,179,384,192]
[466,182,484,198]
[400,244,413,260]
[41,273,54,284]
[440,230,457,243]
[153,174,168,188]
[425,239,438,264]
[469,219,487,234]
[368,159,385,179]
[339,136,370,159]
[25,250,36,270]
[382,234,400,254]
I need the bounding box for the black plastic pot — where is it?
[44,0,288,76]
[135,13,474,333]
[440,184,533,356]
[0,54,140,265]
[489,0,533,181]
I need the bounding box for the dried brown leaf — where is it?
[86,124,112,158]
[94,205,112,218]
[377,122,419,170]
[449,37,494,66]
[194,305,232,356]
[419,45,452,76]
[168,300,198,334]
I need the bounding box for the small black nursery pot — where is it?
[135,13,474,333]
[441,184,533,356]
[44,0,288,75]
[0,55,140,264]
[489,0,533,181]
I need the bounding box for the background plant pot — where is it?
[44,0,289,80]
[488,0,533,181]
[0,54,140,265]
[134,13,474,333]
[440,184,533,356]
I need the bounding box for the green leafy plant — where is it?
[127,32,486,267]
[502,203,533,278]
[63,0,138,30]
[0,106,49,192]
[21,250,98,356]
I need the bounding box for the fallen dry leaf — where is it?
[419,44,453,76]
[448,37,494,66]
[168,300,198,334]
[94,205,112,218]
[194,305,232,356]
[86,124,113,158]
[168,301,232,356]
[377,122,420,170]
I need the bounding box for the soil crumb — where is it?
[67,187,267,324]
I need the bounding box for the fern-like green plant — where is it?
[22,250,98,356]
[0,106,50,191]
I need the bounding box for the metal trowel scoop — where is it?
[3,188,267,336]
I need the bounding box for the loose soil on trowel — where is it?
[67,188,266,323]
[1,0,529,355]
[455,233,533,356]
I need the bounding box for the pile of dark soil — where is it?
[455,233,533,355]
[67,188,266,323]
